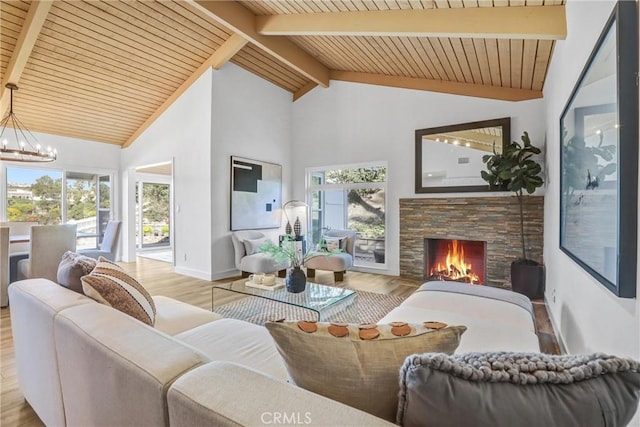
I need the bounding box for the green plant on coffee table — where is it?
[260,235,339,267]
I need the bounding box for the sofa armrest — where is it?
[167,361,393,427]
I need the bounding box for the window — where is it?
[4,166,114,250]
[7,168,62,224]
[307,163,387,267]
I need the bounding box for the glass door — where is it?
[136,182,170,249]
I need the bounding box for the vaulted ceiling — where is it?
[0,0,566,147]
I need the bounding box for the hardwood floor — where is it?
[0,257,559,427]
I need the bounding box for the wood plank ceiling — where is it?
[0,0,566,147]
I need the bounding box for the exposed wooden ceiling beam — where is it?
[191,1,330,87]
[211,33,248,70]
[293,82,318,102]
[330,71,542,102]
[0,0,53,115]
[256,6,567,40]
[123,34,248,148]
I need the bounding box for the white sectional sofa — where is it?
[8,279,390,426]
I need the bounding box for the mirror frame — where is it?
[559,1,638,298]
[414,117,511,193]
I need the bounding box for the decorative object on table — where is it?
[286,266,306,293]
[415,117,510,194]
[245,275,285,291]
[293,217,301,237]
[559,2,638,298]
[230,156,282,231]
[0,83,57,163]
[248,273,277,286]
[261,236,319,293]
[283,200,308,237]
[481,131,545,299]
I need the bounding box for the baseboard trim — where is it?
[544,295,568,354]
[174,266,212,281]
[211,269,238,281]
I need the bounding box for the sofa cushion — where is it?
[81,257,156,325]
[153,296,222,336]
[175,318,288,381]
[54,303,210,427]
[57,251,97,293]
[244,237,269,255]
[265,321,466,422]
[167,362,394,427]
[398,352,640,427]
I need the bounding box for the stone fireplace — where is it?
[400,196,544,288]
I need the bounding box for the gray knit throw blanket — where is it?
[402,352,640,385]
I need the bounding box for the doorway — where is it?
[135,162,173,264]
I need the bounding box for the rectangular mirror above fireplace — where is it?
[415,117,511,193]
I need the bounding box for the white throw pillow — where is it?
[244,237,270,255]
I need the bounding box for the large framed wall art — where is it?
[559,1,638,298]
[230,156,282,231]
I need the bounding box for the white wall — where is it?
[292,81,545,275]
[543,0,640,361]
[210,63,293,279]
[121,71,213,279]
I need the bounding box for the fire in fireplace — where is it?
[424,238,487,284]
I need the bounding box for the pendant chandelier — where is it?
[0,83,56,162]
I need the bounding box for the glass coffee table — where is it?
[212,278,356,321]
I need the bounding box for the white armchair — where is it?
[231,231,288,277]
[17,224,77,282]
[305,229,357,282]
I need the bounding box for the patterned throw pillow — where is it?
[324,237,343,252]
[57,251,98,294]
[81,257,156,326]
[398,352,640,427]
[265,320,466,422]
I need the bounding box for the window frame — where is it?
[1,162,118,249]
[306,161,388,270]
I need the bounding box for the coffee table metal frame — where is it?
[211,279,356,321]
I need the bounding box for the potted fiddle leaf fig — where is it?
[481,131,545,299]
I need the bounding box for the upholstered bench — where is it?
[379,281,540,353]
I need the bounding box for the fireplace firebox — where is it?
[424,238,487,284]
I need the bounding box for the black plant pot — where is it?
[511,263,545,300]
[286,267,307,293]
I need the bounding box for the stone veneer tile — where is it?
[399,196,544,289]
